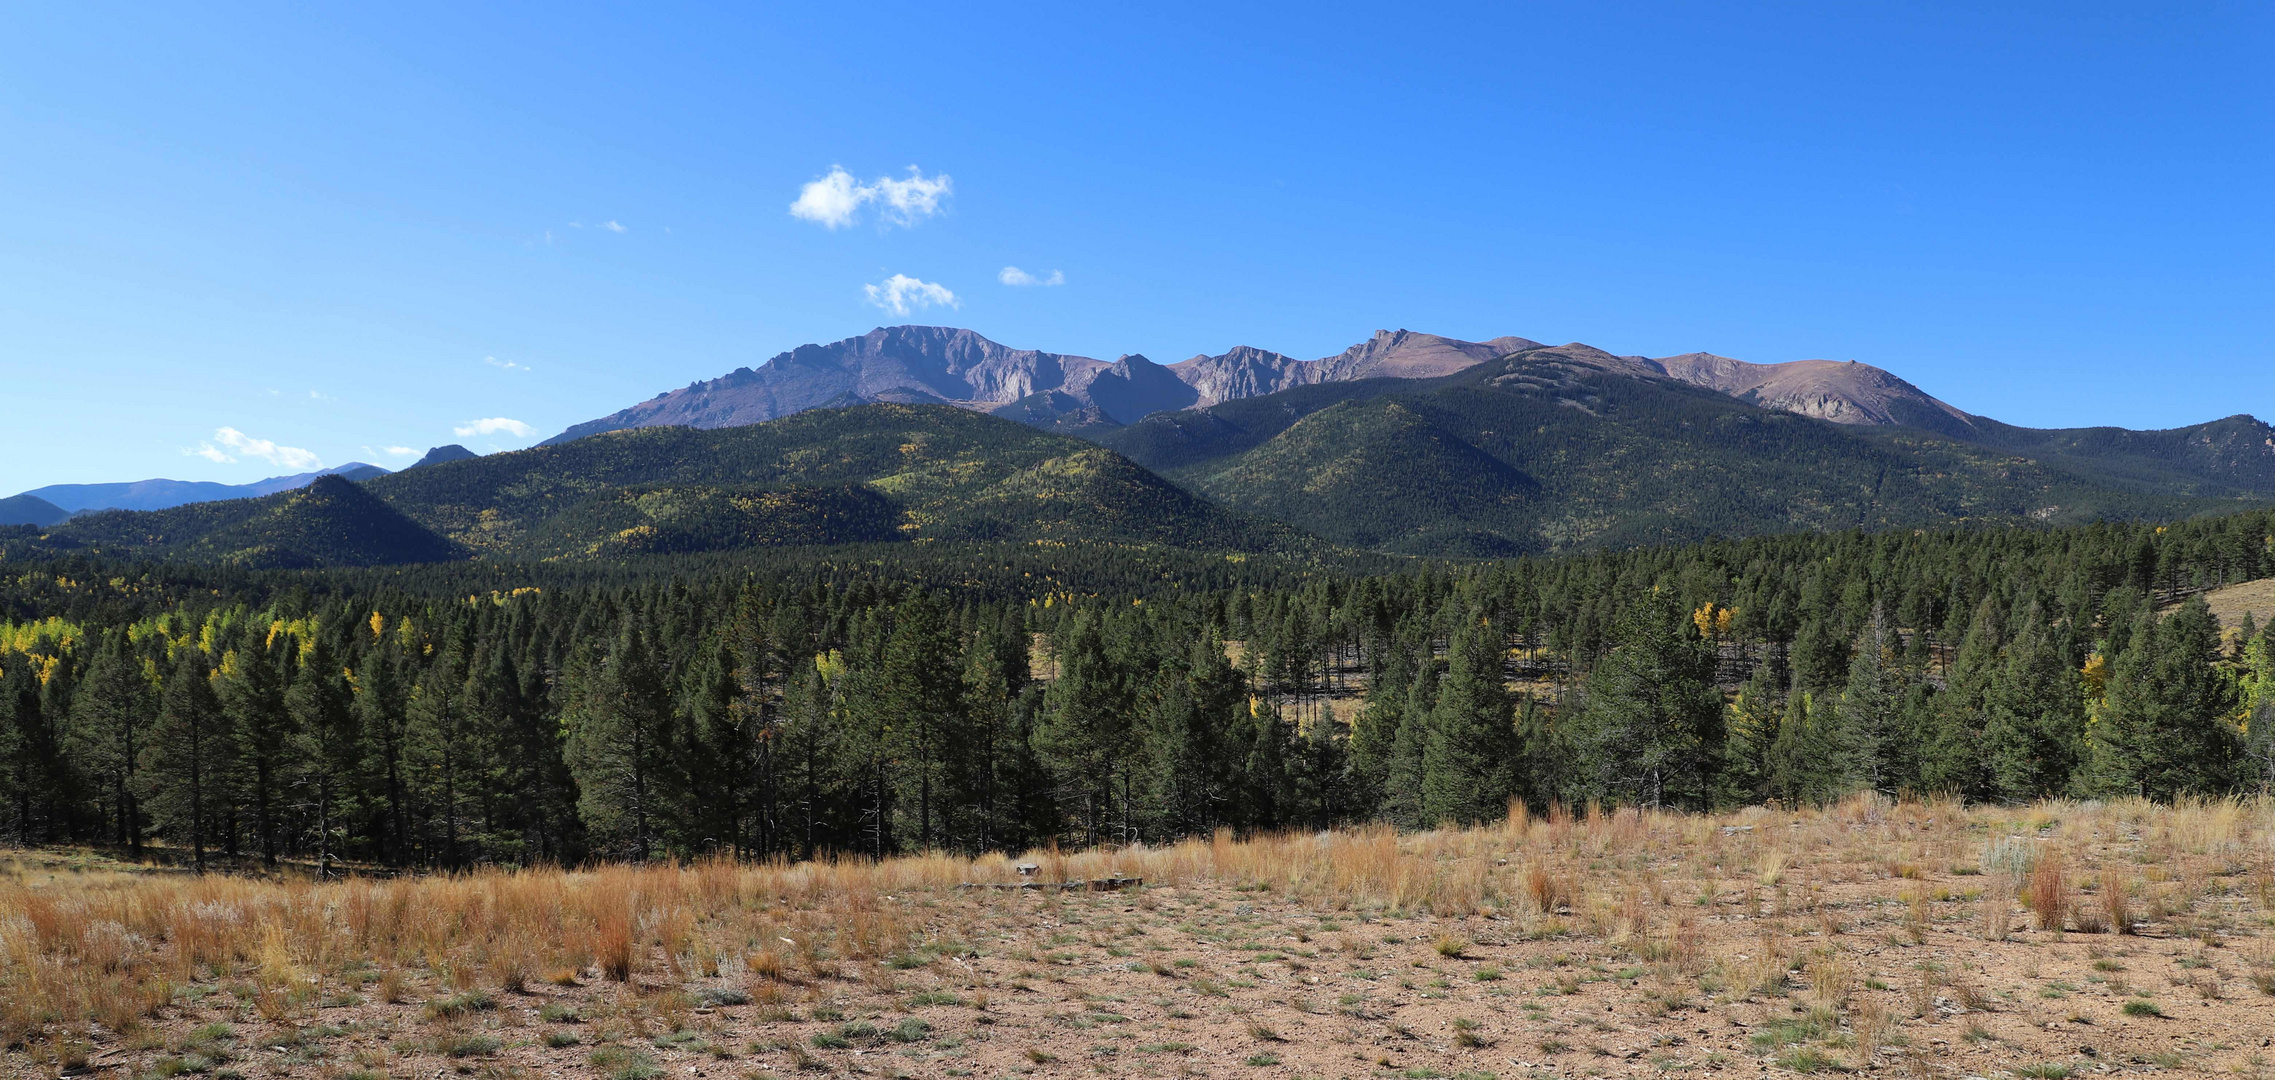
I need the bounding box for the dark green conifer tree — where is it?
[1838,609,1911,794]
[1921,599,2000,797]
[1767,688,1857,806]
[1421,612,1519,822]
[0,653,67,843]
[218,633,292,866]
[1571,600,1719,809]
[1718,664,1784,807]
[405,640,480,865]
[1980,605,2084,801]
[1380,659,1434,827]
[2085,598,2239,799]
[564,623,682,860]
[285,640,358,876]
[1036,612,1132,845]
[140,650,227,871]
[68,635,155,852]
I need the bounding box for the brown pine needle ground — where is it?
[5,794,2275,1079]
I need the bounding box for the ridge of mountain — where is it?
[538,324,2045,454]
[1646,353,1980,438]
[18,462,392,513]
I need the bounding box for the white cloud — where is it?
[185,443,236,464]
[999,266,1065,287]
[210,427,323,470]
[484,356,531,372]
[872,167,952,226]
[863,274,960,317]
[790,167,866,228]
[791,165,952,229]
[455,417,538,439]
[603,220,627,233]
[367,445,418,458]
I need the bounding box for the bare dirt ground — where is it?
[6,797,2275,1080]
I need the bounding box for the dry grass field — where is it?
[7,797,2275,1080]
[2194,578,2275,632]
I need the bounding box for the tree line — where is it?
[2,507,2273,867]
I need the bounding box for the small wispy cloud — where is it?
[864,274,960,317]
[999,266,1065,287]
[365,445,418,458]
[455,417,538,439]
[603,220,626,233]
[791,166,952,229]
[484,356,531,372]
[309,389,330,400]
[187,427,322,470]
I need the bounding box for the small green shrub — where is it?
[424,990,496,1020]
[890,1018,932,1043]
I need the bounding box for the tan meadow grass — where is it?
[2,793,2272,1076]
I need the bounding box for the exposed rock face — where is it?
[1165,330,1545,406]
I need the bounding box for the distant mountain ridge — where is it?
[542,326,1563,442]
[541,325,2007,447]
[19,462,391,513]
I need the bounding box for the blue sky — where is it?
[4,2,2271,494]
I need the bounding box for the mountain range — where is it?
[542,326,1550,441]
[19,462,393,514]
[9,406,1310,567]
[6,446,485,518]
[540,324,1993,443]
[9,324,2271,565]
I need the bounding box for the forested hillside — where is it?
[29,476,462,568]
[17,405,1315,566]
[1100,346,2275,554]
[2,504,2270,867]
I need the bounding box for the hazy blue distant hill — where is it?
[20,462,391,512]
[0,494,69,527]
